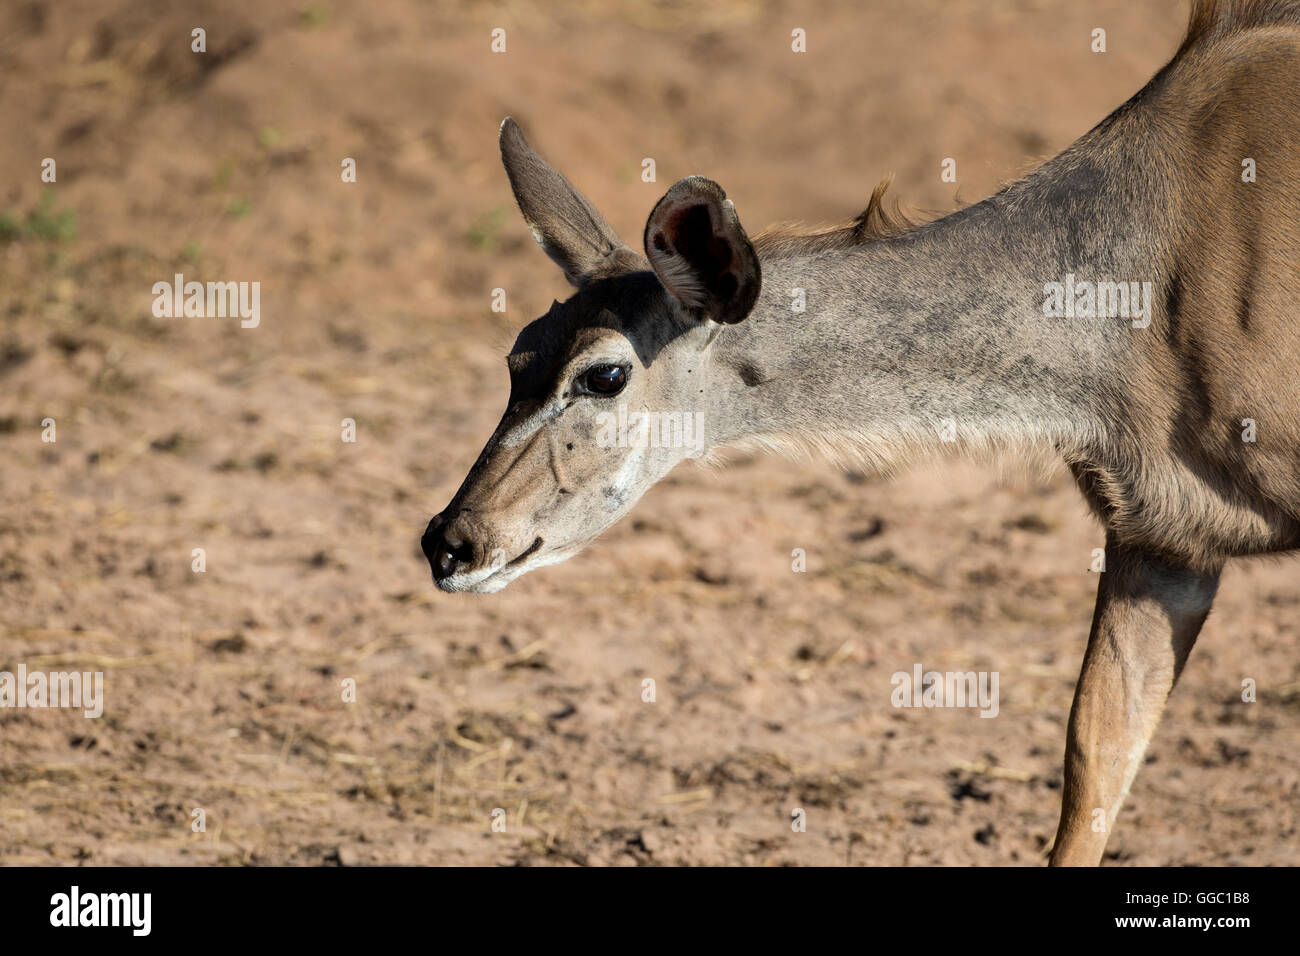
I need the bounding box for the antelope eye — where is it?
[584,364,627,396]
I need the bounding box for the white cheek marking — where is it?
[608,442,647,510]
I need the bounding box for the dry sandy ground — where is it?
[0,0,1295,866]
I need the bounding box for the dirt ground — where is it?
[1,0,1295,866]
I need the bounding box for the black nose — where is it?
[422,518,475,581]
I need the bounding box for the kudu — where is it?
[423,0,1300,865]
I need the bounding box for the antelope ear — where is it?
[499,117,644,286]
[643,176,761,324]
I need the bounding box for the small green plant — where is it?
[27,193,77,241]
[0,192,77,244]
[227,197,253,219]
[212,157,237,192]
[299,3,329,28]
[466,207,508,251]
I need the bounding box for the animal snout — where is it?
[422,514,478,583]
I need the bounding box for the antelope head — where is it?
[422,118,760,593]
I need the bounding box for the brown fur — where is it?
[1068,0,1300,574]
[1051,0,1300,863]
